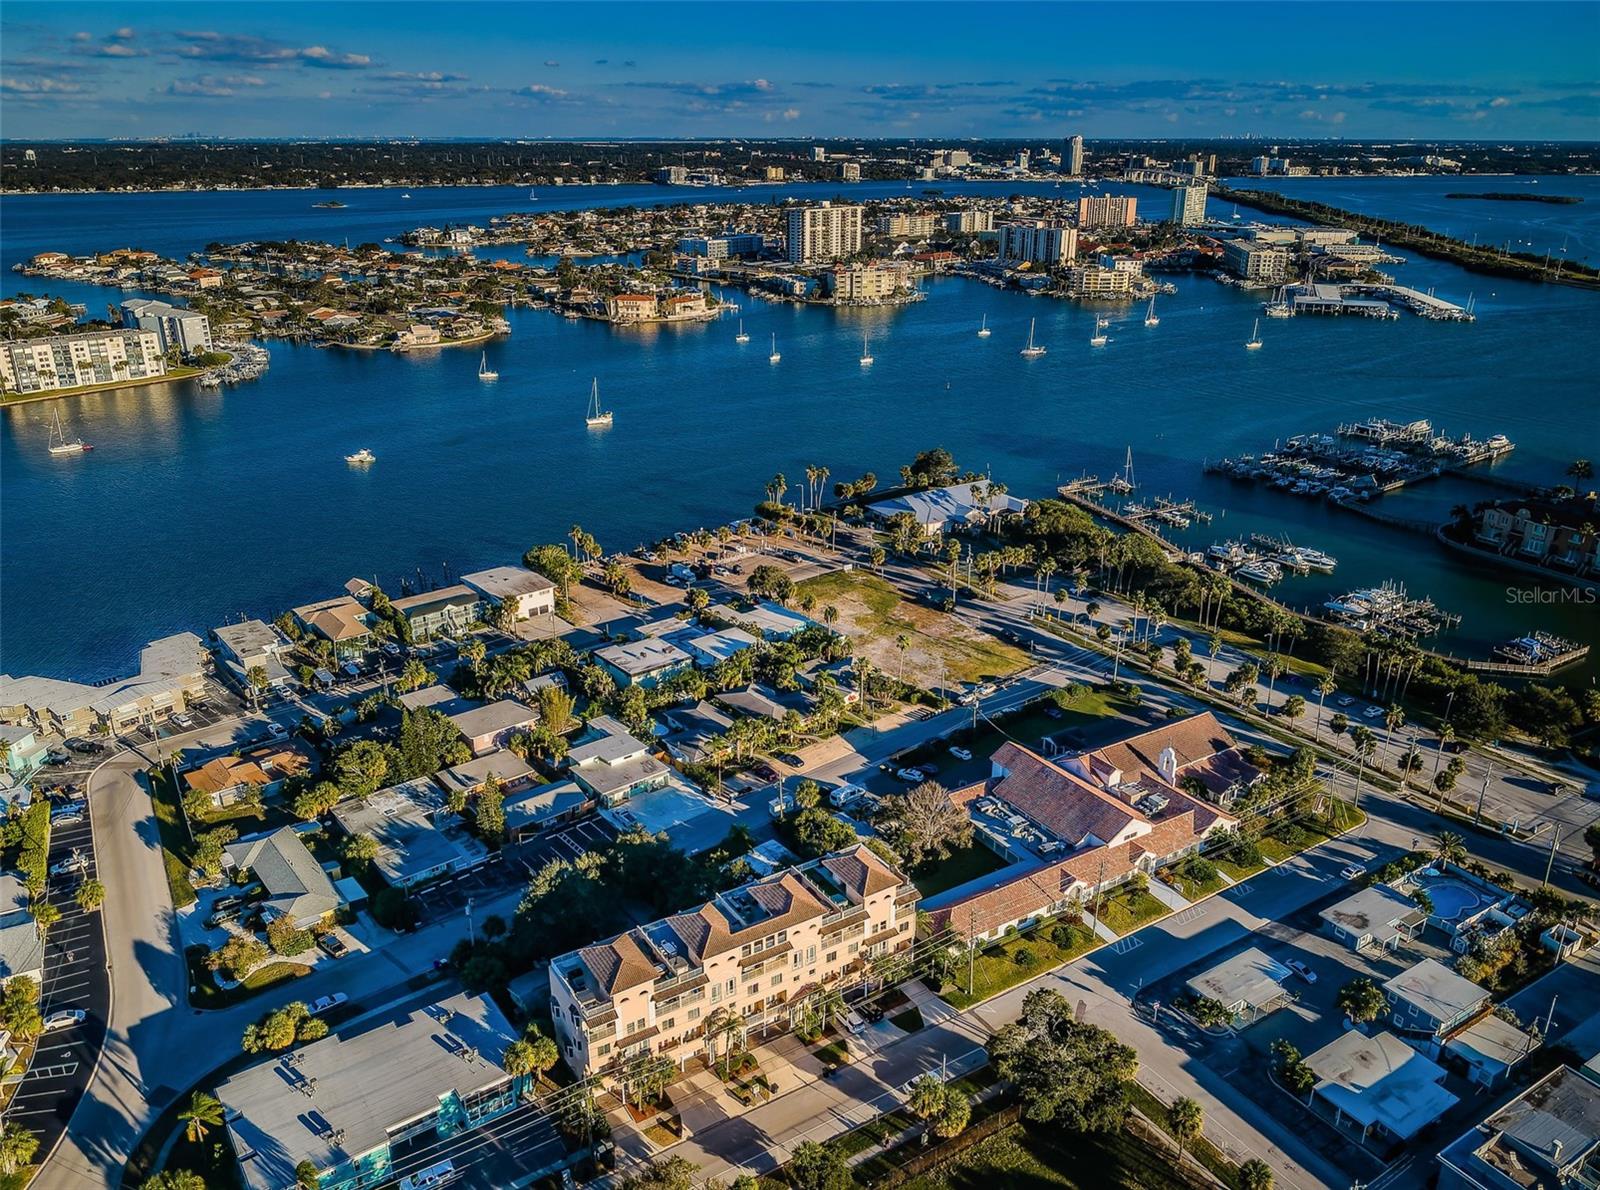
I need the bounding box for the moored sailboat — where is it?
[585,378,613,428]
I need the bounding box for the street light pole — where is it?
[1473,763,1495,827]
[1543,824,1563,889]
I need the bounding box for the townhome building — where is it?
[550,846,917,1082]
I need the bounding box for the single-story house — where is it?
[1444,1012,1541,1088]
[1384,959,1491,1045]
[504,778,594,841]
[522,671,568,698]
[330,778,489,889]
[595,638,693,689]
[460,566,557,621]
[390,585,483,640]
[436,749,535,800]
[0,875,43,988]
[870,482,1030,536]
[398,684,467,714]
[1185,947,1292,1025]
[678,627,759,669]
[181,739,319,809]
[0,724,47,809]
[447,699,539,757]
[715,684,807,723]
[724,601,813,641]
[1321,884,1427,953]
[660,701,735,764]
[224,827,342,929]
[1303,1028,1458,1143]
[1436,1065,1600,1190]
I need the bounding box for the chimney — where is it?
[1158,746,1179,786]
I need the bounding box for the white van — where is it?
[828,783,867,809]
[399,1161,459,1190]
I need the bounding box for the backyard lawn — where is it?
[912,842,1008,899]
[796,570,1029,687]
[899,1119,1201,1190]
[941,919,1099,1010]
[185,946,312,1009]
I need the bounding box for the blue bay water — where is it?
[1,180,1597,681]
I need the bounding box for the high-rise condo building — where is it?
[1170,183,1209,226]
[786,202,864,264]
[1065,134,1085,175]
[1076,194,1138,230]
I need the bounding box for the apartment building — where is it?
[120,298,214,355]
[0,327,166,395]
[1170,183,1210,226]
[1223,239,1291,285]
[876,211,939,239]
[828,264,907,303]
[836,162,861,182]
[786,202,864,264]
[1076,194,1138,230]
[550,846,918,1081]
[1064,134,1085,176]
[944,209,993,234]
[1063,265,1133,297]
[997,222,1078,268]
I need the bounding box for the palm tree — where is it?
[1169,1097,1204,1164]
[1314,674,1336,741]
[895,633,911,683]
[821,604,839,631]
[1263,654,1284,708]
[1568,459,1593,481]
[179,1091,224,1144]
[1435,831,1468,867]
[1207,632,1223,684]
[1036,558,1058,615]
[1384,704,1406,768]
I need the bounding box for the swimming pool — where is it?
[1417,876,1490,923]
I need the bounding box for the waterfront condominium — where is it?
[1064,133,1085,175]
[1076,194,1138,230]
[786,202,864,264]
[549,845,918,1082]
[0,327,167,395]
[119,298,214,356]
[1170,182,1210,226]
[997,221,1079,267]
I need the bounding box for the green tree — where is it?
[1239,1158,1275,1190]
[141,1173,207,1190]
[1336,977,1385,1024]
[790,808,856,857]
[537,685,577,734]
[0,1121,40,1177]
[178,1091,224,1143]
[266,916,314,956]
[787,1141,852,1190]
[933,1089,971,1139]
[907,1073,947,1121]
[0,977,42,1042]
[294,1161,322,1190]
[1435,831,1468,867]
[294,781,343,821]
[207,933,268,981]
[1169,1096,1204,1163]
[877,781,972,868]
[31,901,61,941]
[75,878,107,912]
[988,988,1137,1129]
[475,775,506,844]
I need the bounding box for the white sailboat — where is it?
[977,314,991,338]
[1019,318,1046,358]
[528,188,537,200]
[1245,318,1263,350]
[735,319,750,344]
[401,192,412,199]
[768,333,781,364]
[1090,316,1109,347]
[1144,297,1160,327]
[585,378,613,427]
[859,333,874,367]
[47,409,91,456]
[477,352,499,382]
[345,448,375,465]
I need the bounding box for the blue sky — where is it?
[3,2,1596,140]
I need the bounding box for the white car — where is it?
[843,1010,868,1036]
[308,993,349,1015]
[399,1161,459,1190]
[49,853,88,877]
[895,767,925,783]
[1336,695,1356,708]
[265,722,288,739]
[1363,705,1386,720]
[948,745,973,761]
[1286,960,1317,984]
[382,642,403,657]
[828,784,867,809]
[42,1010,86,1032]
[1340,864,1367,881]
[171,712,194,729]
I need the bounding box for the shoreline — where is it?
[1,365,205,407]
[328,328,501,353]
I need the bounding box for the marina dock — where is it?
[1272,281,1475,321]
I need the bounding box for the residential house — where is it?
[224,827,342,929]
[460,566,557,621]
[504,779,594,841]
[1185,948,1292,1026]
[608,293,658,322]
[446,699,539,757]
[678,628,759,669]
[0,875,43,988]
[870,483,1029,537]
[291,595,373,655]
[181,739,318,810]
[0,725,48,808]
[212,619,294,693]
[331,778,489,889]
[723,601,814,641]
[435,749,535,803]
[1445,1013,1541,1088]
[566,715,670,806]
[660,701,735,765]
[595,638,693,689]
[1321,884,1427,953]
[1437,1065,1600,1189]
[391,585,482,640]
[218,993,522,1190]
[1384,958,1492,1049]
[715,684,808,724]
[1302,1029,1458,1143]
[550,846,917,1082]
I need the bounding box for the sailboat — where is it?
[735,319,750,344]
[585,378,613,427]
[769,333,781,364]
[1090,316,1109,347]
[977,314,991,338]
[528,188,538,201]
[477,352,499,382]
[859,333,874,367]
[1144,297,1160,327]
[1019,318,1046,358]
[47,409,91,456]
[401,192,412,199]
[1245,318,1263,350]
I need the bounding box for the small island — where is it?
[311,200,348,209]
[1444,191,1582,204]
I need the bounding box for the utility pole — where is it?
[1542,824,1563,889]
[1473,763,1495,827]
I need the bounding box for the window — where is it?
[826,951,838,964]
[688,1007,701,1021]
[847,942,858,955]
[807,945,816,963]
[661,1017,675,1030]
[746,983,759,997]
[770,974,783,987]
[596,1043,611,1057]
[627,1019,644,1035]
[710,984,722,1004]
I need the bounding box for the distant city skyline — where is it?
[3,1,1596,140]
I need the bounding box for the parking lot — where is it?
[3,800,111,1161]
[409,818,616,928]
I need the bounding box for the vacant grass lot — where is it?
[900,1119,1199,1190]
[796,570,1029,687]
